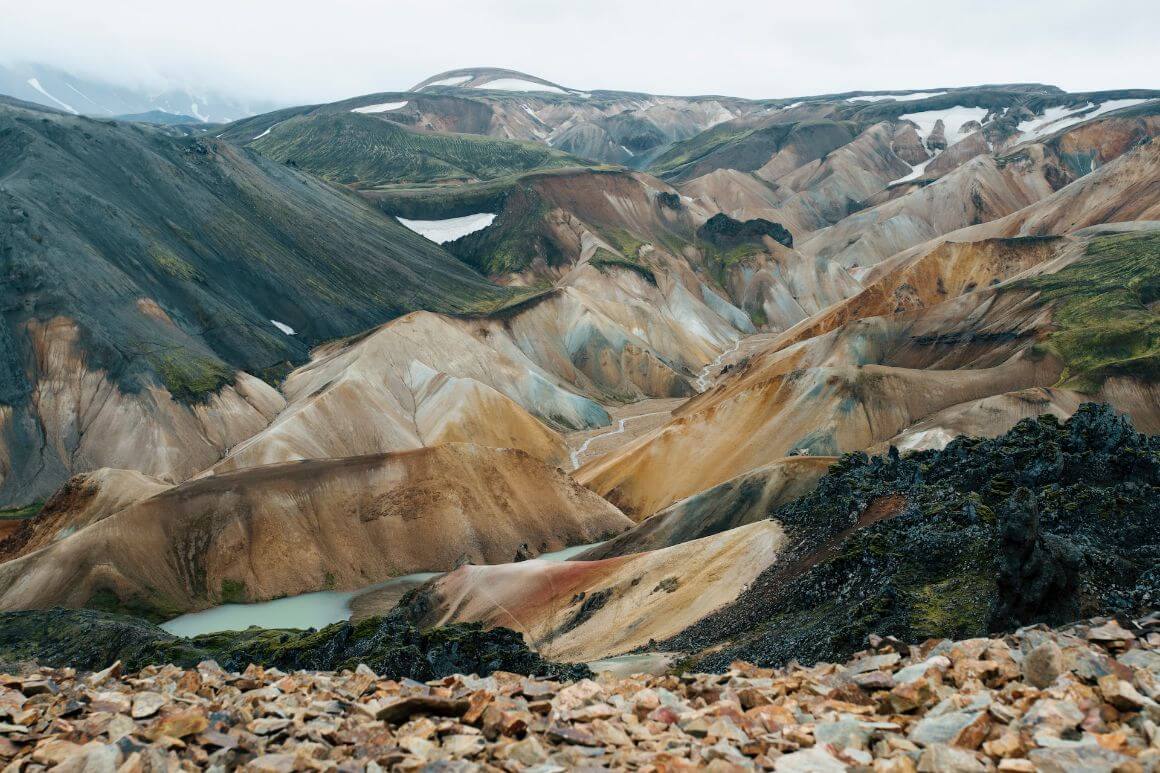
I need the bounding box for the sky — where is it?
[1,0,1157,104]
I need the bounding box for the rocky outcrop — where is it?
[0,608,588,680]
[696,213,793,249]
[666,404,1160,670]
[892,123,931,165]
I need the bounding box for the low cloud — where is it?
[1,0,1156,104]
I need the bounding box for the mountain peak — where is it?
[410,67,584,96]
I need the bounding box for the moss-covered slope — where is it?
[0,608,590,680]
[250,112,584,188]
[1016,230,1160,392]
[0,99,522,502]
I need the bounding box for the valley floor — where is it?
[565,331,782,470]
[2,613,1155,770]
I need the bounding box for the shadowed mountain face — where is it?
[1,67,1159,678]
[0,97,517,504]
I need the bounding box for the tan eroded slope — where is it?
[0,444,632,615]
[410,520,785,661]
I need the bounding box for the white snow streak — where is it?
[189,103,208,123]
[270,320,296,335]
[476,78,566,94]
[889,156,936,185]
[396,213,496,244]
[1016,99,1151,144]
[421,75,472,89]
[351,101,409,113]
[26,78,77,114]
[896,427,956,453]
[850,91,947,103]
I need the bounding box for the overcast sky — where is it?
[2,0,1157,103]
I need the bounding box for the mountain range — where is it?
[0,62,281,124]
[0,65,1157,692]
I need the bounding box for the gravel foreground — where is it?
[1,614,1158,771]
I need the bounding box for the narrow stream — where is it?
[569,412,670,470]
[161,541,605,637]
[694,338,741,391]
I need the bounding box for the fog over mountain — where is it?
[2,0,1158,107]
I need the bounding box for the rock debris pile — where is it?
[2,613,1158,771]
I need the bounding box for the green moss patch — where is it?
[219,579,247,604]
[150,351,234,404]
[252,113,584,188]
[1015,230,1160,392]
[590,249,657,285]
[0,501,43,520]
[0,608,592,681]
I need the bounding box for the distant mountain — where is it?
[113,109,201,125]
[0,62,279,123]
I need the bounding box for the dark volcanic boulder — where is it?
[926,118,948,150]
[0,608,590,680]
[892,124,931,165]
[667,404,1160,670]
[696,213,793,249]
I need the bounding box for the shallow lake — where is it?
[161,541,603,637]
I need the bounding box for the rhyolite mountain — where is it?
[0,67,1158,681]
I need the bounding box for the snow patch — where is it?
[889,156,936,185]
[396,213,496,244]
[352,101,408,113]
[189,103,208,123]
[62,82,105,112]
[896,427,957,453]
[898,106,989,149]
[26,78,77,114]
[421,75,472,89]
[851,91,947,103]
[476,78,566,94]
[270,320,295,335]
[695,339,741,392]
[252,127,273,140]
[1016,99,1151,144]
[888,106,989,184]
